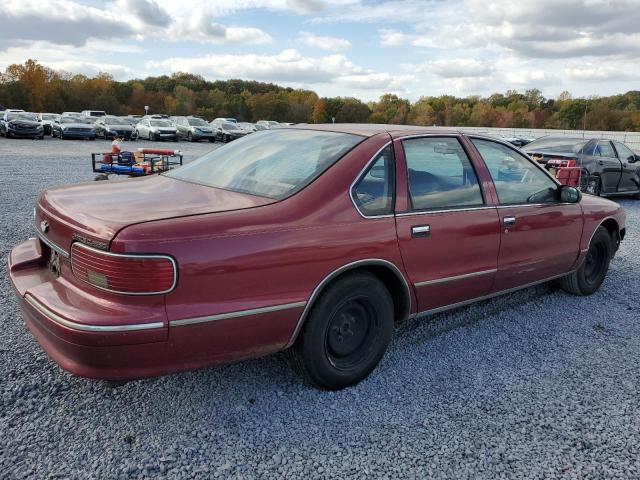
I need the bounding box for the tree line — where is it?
[2,60,640,131]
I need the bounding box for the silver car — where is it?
[36,113,60,135]
[171,116,216,142]
[135,118,179,142]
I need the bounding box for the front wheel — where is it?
[585,177,601,196]
[557,226,613,296]
[291,272,394,390]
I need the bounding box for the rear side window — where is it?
[598,141,616,158]
[613,141,635,162]
[352,145,394,216]
[402,137,483,210]
[472,138,558,204]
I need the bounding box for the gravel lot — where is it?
[1,137,639,479]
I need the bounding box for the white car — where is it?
[135,118,179,141]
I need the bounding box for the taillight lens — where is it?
[71,243,176,294]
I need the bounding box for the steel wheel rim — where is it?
[584,241,606,285]
[324,296,378,370]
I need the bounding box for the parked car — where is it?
[93,116,135,140]
[135,118,179,141]
[0,111,44,139]
[213,121,248,142]
[51,116,96,140]
[256,120,280,129]
[7,126,626,389]
[81,110,107,118]
[254,123,269,131]
[36,113,60,135]
[524,137,640,198]
[171,116,216,142]
[237,122,257,133]
[212,117,237,124]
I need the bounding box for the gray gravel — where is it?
[1,137,639,479]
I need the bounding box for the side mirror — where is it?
[630,154,640,163]
[560,185,581,203]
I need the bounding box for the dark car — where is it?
[36,113,60,135]
[94,116,135,140]
[0,111,44,139]
[213,121,248,142]
[171,116,215,142]
[524,137,640,198]
[8,126,625,389]
[52,116,97,140]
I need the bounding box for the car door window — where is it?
[402,137,483,211]
[471,138,558,204]
[613,141,635,162]
[352,145,394,216]
[598,141,616,158]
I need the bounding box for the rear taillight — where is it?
[71,243,176,295]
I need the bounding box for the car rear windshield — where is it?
[187,118,208,126]
[105,117,129,125]
[524,138,589,153]
[167,129,363,199]
[150,120,173,127]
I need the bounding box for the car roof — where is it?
[287,123,460,138]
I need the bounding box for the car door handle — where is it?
[411,225,430,238]
[503,216,516,228]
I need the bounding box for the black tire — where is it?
[150,132,156,142]
[291,272,394,390]
[187,132,193,142]
[209,138,215,143]
[89,137,95,141]
[557,226,612,296]
[94,174,109,181]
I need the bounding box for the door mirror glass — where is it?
[632,154,640,163]
[559,185,581,203]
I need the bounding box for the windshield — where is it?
[223,123,239,130]
[524,138,589,154]
[150,120,173,127]
[188,118,208,126]
[42,114,58,120]
[60,117,85,124]
[167,129,363,199]
[8,112,37,121]
[105,117,129,125]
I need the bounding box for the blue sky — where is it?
[1,0,638,101]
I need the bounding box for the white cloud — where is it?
[427,59,494,78]
[118,0,172,28]
[147,49,368,83]
[45,61,135,80]
[297,31,351,51]
[167,12,272,44]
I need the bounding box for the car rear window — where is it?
[167,129,363,199]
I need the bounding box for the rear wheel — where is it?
[585,177,602,196]
[150,132,156,141]
[187,132,193,142]
[291,272,394,390]
[557,226,612,295]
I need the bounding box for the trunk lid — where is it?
[36,175,274,252]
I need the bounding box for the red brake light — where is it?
[71,243,176,295]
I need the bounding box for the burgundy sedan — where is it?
[8,126,626,389]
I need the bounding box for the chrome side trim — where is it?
[585,216,616,250]
[70,242,178,296]
[409,271,573,319]
[498,203,574,209]
[36,231,70,258]
[349,141,394,219]
[396,206,495,217]
[414,268,497,288]
[170,301,307,327]
[284,258,412,348]
[25,294,164,332]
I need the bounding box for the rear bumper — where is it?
[8,238,168,380]
[8,238,302,381]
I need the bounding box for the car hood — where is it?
[106,124,133,130]
[60,123,93,128]
[9,119,40,127]
[36,175,275,249]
